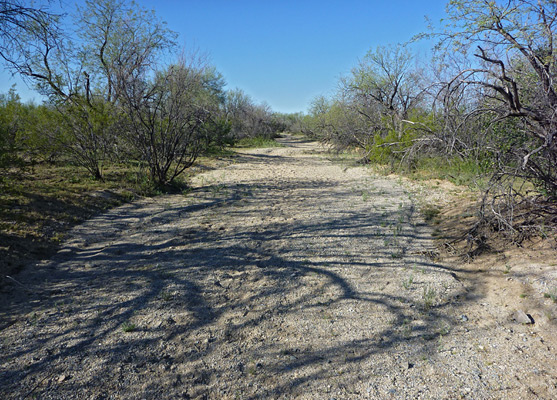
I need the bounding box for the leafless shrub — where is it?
[118,56,214,187]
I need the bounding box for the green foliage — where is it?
[22,104,67,163]
[203,117,234,153]
[0,88,25,170]
[411,156,489,187]
[0,88,82,171]
[121,322,136,332]
[234,136,283,148]
[422,286,436,310]
[272,112,301,133]
[543,289,557,303]
[402,274,414,290]
[352,44,418,118]
[365,129,418,165]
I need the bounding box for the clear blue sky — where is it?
[0,0,448,113]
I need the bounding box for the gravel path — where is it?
[1,135,555,399]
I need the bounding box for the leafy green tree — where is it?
[195,66,232,150]
[3,0,176,179]
[0,88,25,170]
[22,102,66,163]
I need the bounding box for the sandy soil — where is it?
[1,135,556,399]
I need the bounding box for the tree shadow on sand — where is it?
[0,147,480,399]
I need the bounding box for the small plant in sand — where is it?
[421,204,441,223]
[543,288,557,303]
[361,190,372,202]
[393,222,403,237]
[246,363,257,376]
[422,286,436,310]
[401,318,412,337]
[160,291,173,302]
[210,183,227,196]
[28,312,39,326]
[391,250,404,259]
[437,323,451,336]
[402,274,414,290]
[121,322,137,333]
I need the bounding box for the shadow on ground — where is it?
[0,141,476,399]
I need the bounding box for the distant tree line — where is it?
[293,0,557,243]
[0,0,290,188]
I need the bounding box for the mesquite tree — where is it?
[0,1,60,70]
[424,0,557,240]
[344,45,423,139]
[437,0,557,198]
[302,45,425,163]
[224,88,280,141]
[2,0,175,179]
[119,58,216,187]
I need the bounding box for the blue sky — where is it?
[1,0,448,113]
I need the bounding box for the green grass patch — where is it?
[234,136,284,148]
[203,144,236,157]
[408,157,488,188]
